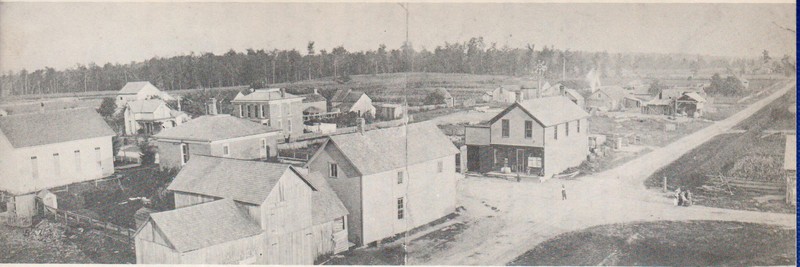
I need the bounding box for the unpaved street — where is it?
[411,80,796,265]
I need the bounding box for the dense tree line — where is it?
[0,37,784,97]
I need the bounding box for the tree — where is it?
[98,97,117,118]
[424,91,446,105]
[138,140,157,165]
[648,79,666,95]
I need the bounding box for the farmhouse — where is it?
[305,121,459,246]
[585,86,627,111]
[0,108,115,226]
[784,135,795,206]
[622,95,650,110]
[117,81,175,107]
[490,85,523,103]
[152,114,281,170]
[123,99,189,135]
[330,89,376,117]
[464,96,590,177]
[232,88,304,138]
[643,98,674,115]
[135,155,348,264]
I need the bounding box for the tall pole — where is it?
[562,57,566,81]
[399,3,411,265]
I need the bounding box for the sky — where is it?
[0,2,795,73]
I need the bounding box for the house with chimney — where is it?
[231,88,304,138]
[152,114,281,170]
[586,86,628,111]
[305,121,459,246]
[0,108,115,226]
[117,81,175,107]
[330,89,376,117]
[123,99,189,135]
[464,96,590,177]
[135,156,349,264]
[301,89,333,122]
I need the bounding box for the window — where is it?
[501,119,510,138]
[524,120,533,139]
[223,144,230,157]
[554,125,558,140]
[30,156,38,179]
[52,153,60,178]
[181,143,190,165]
[288,119,292,133]
[259,105,265,118]
[577,120,581,133]
[94,147,102,172]
[529,157,543,168]
[261,138,268,157]
[247,105,253,118]
[276,120,282,130]
[437,161,443,173]
[565,122,570,137]
[329,163,338,178]
[397,171,404,184]
[333,217,346,232]
[74,150,81,172]
[397,197,404,219]
[238,105,243,117]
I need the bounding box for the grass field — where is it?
[508,221,795,266]
[645,87,796,213]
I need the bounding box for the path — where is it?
[412,80,796,265]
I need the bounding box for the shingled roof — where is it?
[147,199,263,253]
[331,89,367,103]
[119,81,159,95]
[153,115,278,142]
[168,155,315,205]
[126,99,167,113]
[595,86,628,101]
[302,171,349,225]
[302,93,327,103]
[0,108,115,148]
[318,121,459,176]
[489,96,589,127]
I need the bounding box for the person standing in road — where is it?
[561,184,567,200]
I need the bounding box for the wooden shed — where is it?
[134,199,265,264]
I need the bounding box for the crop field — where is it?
[508,221,795,266]
[645,87,796,213]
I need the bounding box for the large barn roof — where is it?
[153,115,278,142]
[319,121,459,176]
[119,81,159,95]
[489,96,589,127]
[0,108,115,148]
[148,199,263,253]
[168,155,314,205]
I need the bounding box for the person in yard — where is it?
[516,172,521,182]
[686,190,693,206]
[561,184,567,200]
[674,187,682,206]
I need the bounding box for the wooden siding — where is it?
[307,143,364,245]
[310,217,349,261]
[173,191,219,209]
[180,233,264,264]
[259,170,315,265]
[135,221,181,264]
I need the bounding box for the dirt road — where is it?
[412,80,796,265]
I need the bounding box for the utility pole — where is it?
[562,57,566,81]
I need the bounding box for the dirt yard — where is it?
[646,87,796,213]
[508,221,796,266]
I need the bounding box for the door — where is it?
[516,149,525,173]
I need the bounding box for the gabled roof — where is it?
[595,86,628,101]
[119,81,160,95]
[147,199,263,253]
[0,108,114,148]
[319,121,459,176]
[168,155,315,205]
[489,96,589,127]
[302,93,327,103]
[126,99,167,114]
[661,87,706,100]
[153,115,278,142]
[784,135,795,171]
[678,92,707,103]
[331,89,368,104]
[302,171,349,225]
[435,88,453,99]
[232,88,301,102]
[563,89,584,102]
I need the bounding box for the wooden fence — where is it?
[42,204,136,246]
[705,174,784,194]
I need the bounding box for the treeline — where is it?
[0,37,773,97]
